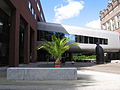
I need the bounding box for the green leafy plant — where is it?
[73,55,96,61]
[36,35,79,65]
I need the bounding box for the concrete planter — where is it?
[7,68,77,80]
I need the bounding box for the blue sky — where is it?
[40,0,108,29]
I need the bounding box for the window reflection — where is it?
[28,1,37,20]
[65,34,75,43]
[37,30,108,45]
[0,22,3,33]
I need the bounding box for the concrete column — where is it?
[24,24,30,64]
[9,10,20,67]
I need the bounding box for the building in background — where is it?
[100,0,120,60]
[0,0,45,66]
[100,0,120,33]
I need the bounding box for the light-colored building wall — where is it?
[100,0,120,32]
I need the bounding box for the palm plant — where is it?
[36,35,79,65]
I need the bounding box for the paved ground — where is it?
[82,62,120,74]
[0,62,120,90]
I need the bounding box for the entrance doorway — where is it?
[0,9,10,66]
[19,17,27,64]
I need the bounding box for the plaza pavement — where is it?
[82,62,120,74]
[0,62,120,90]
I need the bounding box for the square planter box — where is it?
[7,68,77,80]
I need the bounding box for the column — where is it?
[24,24,30,64]
[9,10,20,67]
[32,30,37,62]
[30,29,37,63]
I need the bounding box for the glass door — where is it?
[0,9,9,66]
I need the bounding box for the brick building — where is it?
[100,0,120,33]
[100,0,120,60]
[0,0,45,66]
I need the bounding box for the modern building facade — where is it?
[100,0,120,32]
[37,22,120,61]
[0,0,45,66]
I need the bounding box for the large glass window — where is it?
[79,36,84,43]
[28,1,32,11]
[34,13,36,20]
[65,34,75,43]
[0,9,10,66]
[89,37,94,44]
[28,1,36,20]
[19,17,27,64]
[37,3,40,11]
[112,19,116,31]
[32,8,34,15]
[37,30,108,45]
[41,13,44,21]
[117,13,120,28]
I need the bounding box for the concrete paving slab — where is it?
[0,70,120,90]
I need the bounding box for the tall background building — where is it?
[0,0,45,66]
[100,0,120,33]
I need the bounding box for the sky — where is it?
[40,0,109,29]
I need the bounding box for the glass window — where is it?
[32,8,34,15]
[112,19,116,31]
[19,18,27,63]
[102,24,106,30]
[101,39,104,44]
[104,39,108,45]
[75,35,78,42]
[0,8,10,66]
[41,13,44,21]
[37,3,40,11]
[79,36,84,43]
[117,14,120,28]
[37,30,45,41]
[84,36,88,43]
[89,37,93,44]
[28,1,32,11]
[65,34,75,43]
[108,21,111,30]
[0,22,3,33]
[94,37,98,44]
[54,32,64,39]
[34,13,36,20]
[100,38,102,44]
[37,30,108,45]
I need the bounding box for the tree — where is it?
[36,35,79,65]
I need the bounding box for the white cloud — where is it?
[85,19,101,29]
[54,0,84,23]
[108,0,112,3]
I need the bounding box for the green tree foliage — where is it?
[36,35,79,64]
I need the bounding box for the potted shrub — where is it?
[36,35,79,67]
